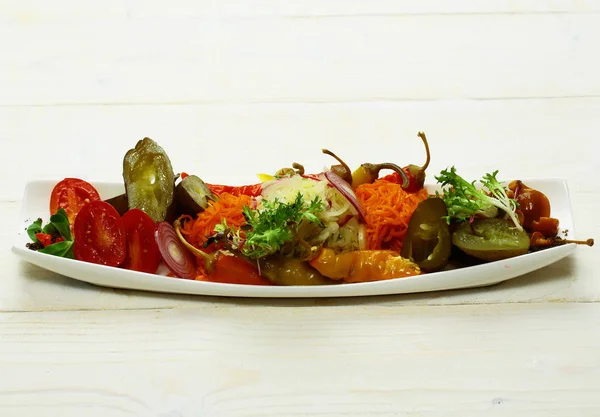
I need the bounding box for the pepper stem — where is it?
[531,231,594,248]
[417,131,431,172]
[174,218,216,272]
[364,162,410,189]
[292,162,305,176]
[322,149,352,183]
[564,238,594,246]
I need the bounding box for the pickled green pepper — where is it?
[401,197,451,272]
[123,137,175,223]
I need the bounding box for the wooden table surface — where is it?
[1,2,599,416]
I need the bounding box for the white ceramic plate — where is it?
[12,179,577,298]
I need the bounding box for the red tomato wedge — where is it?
[121,209,160,274]
[50,178,101,224]
[73,201,126,266]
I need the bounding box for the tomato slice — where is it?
[73,201,126,266]
[121,209,161,274]
[50,178,101,224]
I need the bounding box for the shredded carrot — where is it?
[356,180,430,252]
[179,192,251,252]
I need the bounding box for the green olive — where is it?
[452,218,530,262]
[401,197,451,272]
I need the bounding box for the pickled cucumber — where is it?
[452,218,530,262]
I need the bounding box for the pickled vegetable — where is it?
[351,162,409,189]
[401,197,451,272]
[401,132,431,192]
[322,148,353,185]
[309,248,421,282]
[175,174,216,216]
[349,132,430,191]
[452,218,530,262]
[508,180,551,229]
[530,231,594,251]
[123,137,175,223]
[201,252,273,286]
[530,217,559,238]
[155,221,197,279]
[259,256,335,286]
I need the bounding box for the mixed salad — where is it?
[25,134,594,286]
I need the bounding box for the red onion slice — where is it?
[155,221,197,279]
[323,170,367,221]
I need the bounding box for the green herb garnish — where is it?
[27,218,44,242]
[26,208,74,258]
[435,166,522,231]
[240,193,324,259]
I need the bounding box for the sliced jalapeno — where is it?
[400,197,451,272]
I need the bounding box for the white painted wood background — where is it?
[1,1,599,416]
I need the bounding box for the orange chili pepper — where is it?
[309,248,421,283]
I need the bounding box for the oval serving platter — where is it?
[12,178,577,298]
